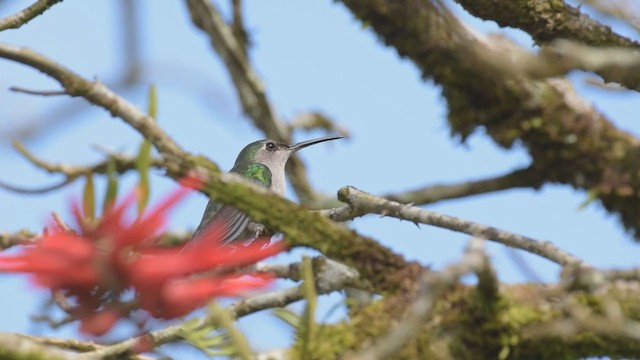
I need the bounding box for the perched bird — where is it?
[192,135,343,244]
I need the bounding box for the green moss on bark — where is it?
[339,0,640,239]
[289,282,640,359]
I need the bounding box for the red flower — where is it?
[0,177,285,335]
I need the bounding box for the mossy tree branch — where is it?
[307,278,640,359]
[0,42,416,293]
[453,0,640,90]
[454,0,638,48]
[338,0,640,239]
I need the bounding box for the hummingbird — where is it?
[192,135,343,244]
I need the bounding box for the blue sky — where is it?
[1,0,640,357]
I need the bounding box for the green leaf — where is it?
[577,189,599,211]
[297,256,317,358]
[103,157,118,212]
[135,84,158,215]
[272,308,301,329]
[147,84,158,119]
[207,303,253,360]
[177,320,227,357]
[135,156,150,216]
[198,333,226,349]
[83,174,95,220]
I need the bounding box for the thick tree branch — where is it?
[0,0,63,32]
[454,0,640,90]
[338,0,640,239]
[454,0,638,48]
[317,276,640,359]
[231,0,250,56]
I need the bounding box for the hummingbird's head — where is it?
[234,136,343,170]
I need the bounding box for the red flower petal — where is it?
[155,274,273,318]
[79,308,121,336]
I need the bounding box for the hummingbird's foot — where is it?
[247,222,270,239]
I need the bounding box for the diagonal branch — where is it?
[454,0,639,48]
[184,0,324,205]
[581,0,640,34]
[0,230,37,250]
[231,0,250,56]
[329,186,583,267]
[11,141,163,178]
[0,43,187,159]
[383,166,543,205]
[0,142,163,195]
[0,0,63,32]
[0,332,79,360]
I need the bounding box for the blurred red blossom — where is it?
[0,177,284,336]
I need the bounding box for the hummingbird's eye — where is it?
[266,142,277,151]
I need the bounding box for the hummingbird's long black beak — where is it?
[287,135,343,152]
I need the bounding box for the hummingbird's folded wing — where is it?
[191,162,272,246]
[191,201,251,245]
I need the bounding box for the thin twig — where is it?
[383,167,542,206]
[0,0,63,32]
[0,177,75,194]
[0,229,37,249]
[1,141,163,195]
[120,0,142,83]
[289,112,351,139]
[185,0,326,205]
[0,333,79,359]
[581,0,640,34]
[329,186,583,267]
[6,332,154,359]
[13,141,163,177]
[9,86,67,96]
[0,43,187,159]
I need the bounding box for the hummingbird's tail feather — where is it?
[191,200,252,246]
